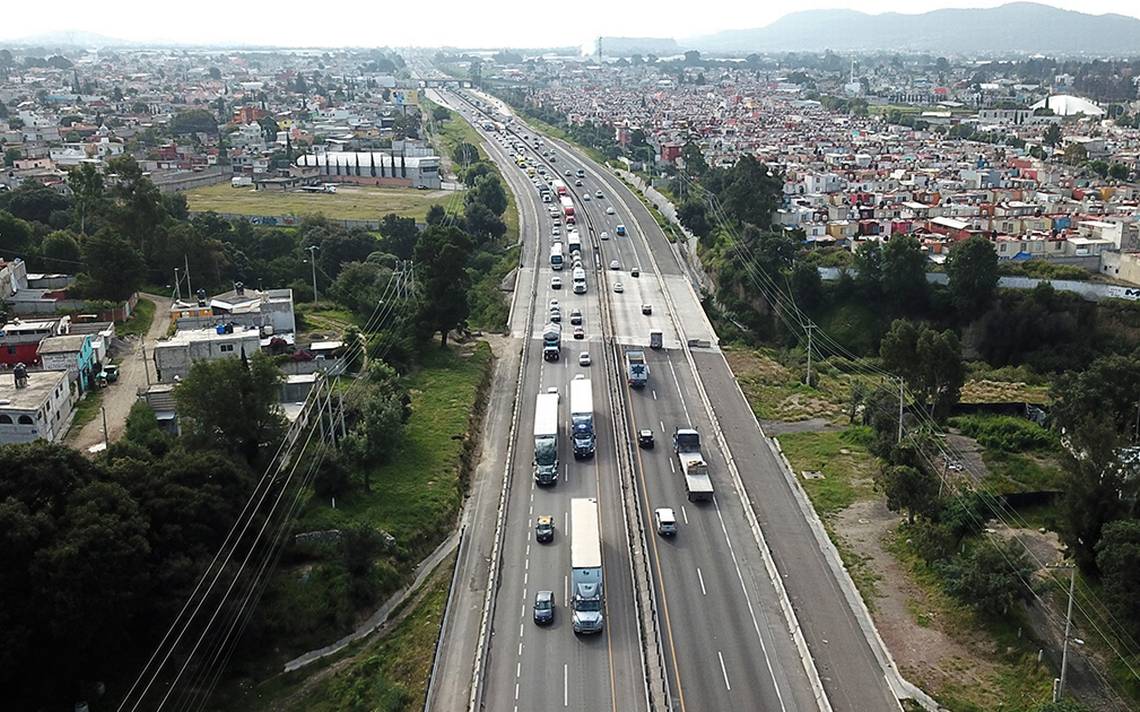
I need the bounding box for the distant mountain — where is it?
[688,3,1140,56]
[1,30,144,48]
[597,37,680,57]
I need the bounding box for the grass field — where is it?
[185,182,456,222]
[118,297,156,337]
[66,388,105,440]
[777,427,879,516]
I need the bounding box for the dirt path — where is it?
[70,294,170,453]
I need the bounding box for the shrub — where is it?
[949,414,1057,452]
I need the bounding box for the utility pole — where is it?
[306,245,320,303]
[173,267,182,301]
[804,323,817,387]
[897,377,905,444]
[1049,562,1077,702]
[101,405,109,450]
[141,345,151,386]
[184,254,193,298]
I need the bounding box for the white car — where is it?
[595,191,604,199]
[578,352,591,366]
[551,276,562,289]
[600,231,609,240]
[606,206,616,215]
[609,259,619,270]
[613,281,624,293]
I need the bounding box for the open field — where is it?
[185,183,456,222]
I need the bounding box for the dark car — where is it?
[533,590,555,625]
[535,515,554,543]
[638,429,654,448]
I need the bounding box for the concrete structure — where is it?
[153,325,262,383]
[37,333,96,393]
[0,316,70,366]
[1030,94,1105,117]
[0,368,75,444]
[171,285,296,335]
[295,151,441,189]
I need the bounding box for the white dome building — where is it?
[1030,95,1105,117]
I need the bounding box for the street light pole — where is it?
[306,245,320,303]
[1048,561,1077,702]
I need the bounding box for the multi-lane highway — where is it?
[427,83,902,712]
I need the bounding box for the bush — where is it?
[937,537,1034,617]
[949,414,1057,452]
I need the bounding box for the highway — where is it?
[493,93,905,712]
[428,90,649,712]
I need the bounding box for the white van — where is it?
[654,508,677,536]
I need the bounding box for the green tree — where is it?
[790,261,823,312]
[881,235,927,310]
[106,155,163,251]
[680,140,708,176]
[938,538,1033,617]
[1108,163,1129,181]
[464,201,507,245]
[378,212,419,260]
[461,161,493,187]
[451,142,479,166]
[3,178,70,225]
[40,230,81,269]
[880,319,964,420]
[1095,518,1140,641]
[1043,122,1062,147]
[876,464,939,524]
[174,352,285,465]
[468,174,508,216]
[0,209,34,252]
[415,225,473,346]
[78,228,145,301]
[1051,354,1140,453]
[945,235,998,318]
[169,108,219,135]
[3,146,20,166]
[1087,160,1110,178]
[1063,142,1088,165]
[1061,449,1137,571]
[68,162,107,234]
[677,199,712,239]
[853,240,883,298]
[426,203,447,226]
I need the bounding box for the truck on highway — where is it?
[672,428,714,502]
[569,375,595,459]
[542,322,561,361]
[625,350,648,388]
[570,497,604,634]
[560,196,575,223]
[567,230,582,254]
[534,392,560,485]
[553,179,568,196]
[550,242,564,270]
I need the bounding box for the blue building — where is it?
[37,334,96,393]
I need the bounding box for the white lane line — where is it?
[696,567,707,595]
[526,543,530,557]
[519,622,524,639]
[517,661,522,678]
[521,603,526,618]
[518,642,523,656]
[681,505,688,524]
[713,497,789,711]
[524,571,528,585]
[718,651,731,691]
[564,575,568,603]
[515,683,520,701]
[668,458,675,474]
[563,663,569,707]
[652,389,658,401]
[659,420,665,432]
[565,462,569,484]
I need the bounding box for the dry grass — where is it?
[185,182,456,221]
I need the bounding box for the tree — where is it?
[378,213,419,260]
[169,108,219,135]
[945,235,998,318]
[1051,354,1140,453]
[876,465,939,524]
[1043,122,1062,147]
[790,261,823,312]
[78,228,145,301]
[468,174,507,216]
[464,201,507,245]
[3,146,20,166]
[680,141,708,176]
[208,66,221,80]
[677,199,711,239]
[854,241,883,298]
[880,319,965,420]
[1095,518,1140,641]
[431,105,450,122]
[1087,159,1110,179]
[68,162,106,234]
[40,230,81,269]
[1063,142,1088,165]
[174,352,285,465]
[881,235,928,310]
[1060,449,1137,571]
[415,225,473,346]
[1108,163,1130,181]
[461,161,493,187]
[938,538,1033,617]
[425,204,447,226]
[4,178,70,225]
[106,155,163,251]
[451,142,479,166]
[0,210,34,252]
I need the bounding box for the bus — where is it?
[550,242,565,270]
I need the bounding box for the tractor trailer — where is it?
[570,498,604,634]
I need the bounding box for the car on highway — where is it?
[654,508,678,537]
[614,281,624,293]
[533,591,555,625]
[551,226,560,235]
[564,170,573,176]
[606,206,616,215]
[609,259,619,270]
[549,308,561,323]
[615,223,626,235]
[642,304,653,315]
[638,429,654,448]
[582,193,590,201]
[578,352,591,366]
[551,276,562,289]
[574,179,583,186]
[600,231,609,240]
[535,515,554,543]
[573,326,584,339]
[631,266,640,277]
[595,190,604,199]
[569,308,583,325]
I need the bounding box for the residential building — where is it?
[153,324,262,383]
[0,368,76,444]
[37,334,96,393]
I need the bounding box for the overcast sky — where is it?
[3,1,1139,50]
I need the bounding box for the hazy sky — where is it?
[3,0,1139,50]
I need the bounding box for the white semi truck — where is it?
[534,391,560,485]
[569,375,595,458]
[673,428,714,502]
[570,497,604,634]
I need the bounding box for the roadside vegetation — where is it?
[185,182,453,222]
